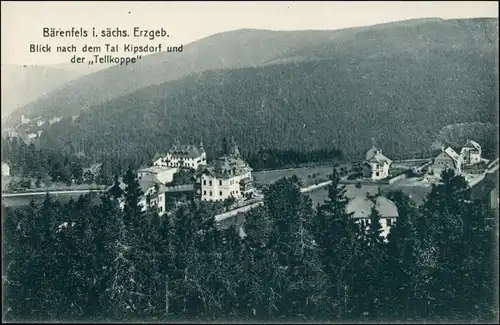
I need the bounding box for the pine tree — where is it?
[256,177,330,320]
[122,167,144,226]
[385,190,420,319]
[3,194,67,321]
[109,174,124,199]
[348,203,387,320]
[311,168,360,319]
[367,204,383,246]
[221,136,229,156]
[417,168,475,320]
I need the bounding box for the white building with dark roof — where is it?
[460,139,482,165]
[153,140,207,170]
[194,140,253,202]
[137,166,178,185]
[2,162,10,176]
[345,192,399,239]
[363,145,393,180]
[107,177,168,216]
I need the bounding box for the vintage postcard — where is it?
[1,1,498,323]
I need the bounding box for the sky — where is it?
[1,1,498,67]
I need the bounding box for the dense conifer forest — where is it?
[3,168,497,322]
[25,18,497,165]
[2,136,345,184]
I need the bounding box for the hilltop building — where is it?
[4,128,19,139]
[362,142,393,180]
[49,116,62,125]
[194,140,253,202]
[153,140,207,170]
[21,115,30,124]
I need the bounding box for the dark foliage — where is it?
[3,167,497,322]
[32,18,497,166]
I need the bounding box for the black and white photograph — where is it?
[1,1,499,323]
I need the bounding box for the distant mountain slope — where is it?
[6,29,342,124]
[1,64,83,120]
[46,62,112,75]
[12,17,496,125]
[38,18,498,166]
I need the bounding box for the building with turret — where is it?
[194,140,253,202]
[362,139,393,181]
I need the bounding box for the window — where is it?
[219,180,222,186]
[219,191,223,196]
[209,191,212,196]
[209,180,212,186]
[387,218,392,226]
[375,172,379,176]
[203,191,206,195]
[203,180,206,185]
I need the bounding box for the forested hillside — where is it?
[7,18,497,124]
[433,122,499,158]
[1,64,82,119]
[7,28,348,123]
[39,21,498,164]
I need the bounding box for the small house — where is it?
[432,147,462,177]
[83,163,102,182]
[345,192,399,239]
[137,166,178,185]
[460,139,482,165]
[362,146,393,180]
[2,162,10,176]
[107,178,168,216]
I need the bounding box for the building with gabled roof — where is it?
[460,139,482,165]
[362,143,393,180]
[432,146,462,177]
[107,177,168,216]
[345,192,399,239]
[194,140,253,202]
[153,140,207,170]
